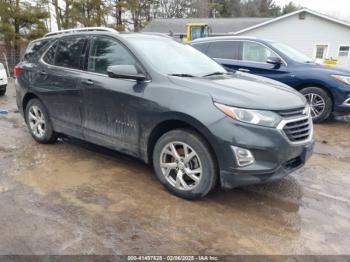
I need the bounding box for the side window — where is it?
[206,41,239,59]
[23,39,50,63]
[191,43,209,54]
[242,41,278,63]
[55,37,86,69]
[43,42,57,65]
[87,37,136,74]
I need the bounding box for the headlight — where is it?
[214,102,281,127]
[331,75,350,85]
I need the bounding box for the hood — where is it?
[304,62,350,75]
[169,72,306,111]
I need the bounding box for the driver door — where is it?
[80,36,146,156]
[232,41,291,84]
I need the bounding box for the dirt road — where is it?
[0,80,349,255]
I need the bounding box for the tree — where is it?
[109,0,128,31]
[0,0,49,57]
[282,1,300,15]
[51,0,75,30]
[70,0,108,27]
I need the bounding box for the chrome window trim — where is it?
[192,39,288,66]
[39,37,151,83]
[276,115,314,145]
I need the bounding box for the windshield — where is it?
[127,37,226,76]
[270,42,312,63]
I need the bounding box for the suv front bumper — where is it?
[220,141,314,188]
[208,116,314,189]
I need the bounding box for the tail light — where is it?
[13,65,21,78]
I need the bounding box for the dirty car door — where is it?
[81,36,146,157]
[36,36,87,138]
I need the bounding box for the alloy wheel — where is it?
[160,142,202,191]
[28,105,46,138]
[304,93,326,118]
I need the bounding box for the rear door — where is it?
[80,35,147,156]
[205,41,241,72]
[35,36,88,138]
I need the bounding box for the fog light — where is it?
[231,146,255,167]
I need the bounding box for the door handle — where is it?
[82,79,94,86]
[238,68,250,73]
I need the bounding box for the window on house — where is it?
[339,46,350,57]
[315,45,328,59]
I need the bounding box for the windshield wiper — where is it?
[169,73,195,77]
[202,72,231,77]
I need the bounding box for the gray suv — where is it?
[15,28,314,199]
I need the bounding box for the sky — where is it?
[274,0,350,21]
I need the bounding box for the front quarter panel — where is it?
[139,79,224,164]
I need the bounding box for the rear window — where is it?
[191,43,210,54]
[55,37,86,69]
[23,39,51,62]
[43,42,58,65]
[207,41,241,60]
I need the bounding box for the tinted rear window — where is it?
[207,41,241,60]
[23,39,51,62]
[43,42,58,65]
[55,37,86,69]
[191,43,210,54]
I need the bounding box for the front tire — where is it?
[300,87,332,123]
[25,98,58,144]
[153,129,217,199]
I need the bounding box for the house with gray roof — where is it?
[142,17,271,36]
[143,9,350,66]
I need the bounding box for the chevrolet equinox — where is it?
[15,28,314,199]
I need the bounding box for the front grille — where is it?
[277,108,305,118]
[283,118,311,142]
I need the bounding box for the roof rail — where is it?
[44,27,118,37]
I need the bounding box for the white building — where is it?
[143,8,350,66]
[235,9,350,66]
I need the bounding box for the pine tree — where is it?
[0,0,49,57]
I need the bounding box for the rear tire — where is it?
[152,129,217,200]
[25,98,58,144]
[0,86,6,96]
[300,87,332,123]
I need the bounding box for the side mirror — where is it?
[107,65,146,82]
[266,57,282,66]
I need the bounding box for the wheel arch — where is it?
[22,93,40,120]
[295,82,335,108]
[145,114,219,170]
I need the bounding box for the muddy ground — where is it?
[0,80,349,255]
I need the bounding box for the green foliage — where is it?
[0,0,49,55]
[282,1,301,15]
[0,0,302,48]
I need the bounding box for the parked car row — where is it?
[14,28,315,199]
[189,36,350,123]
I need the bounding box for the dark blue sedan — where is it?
[190,37,350,122]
